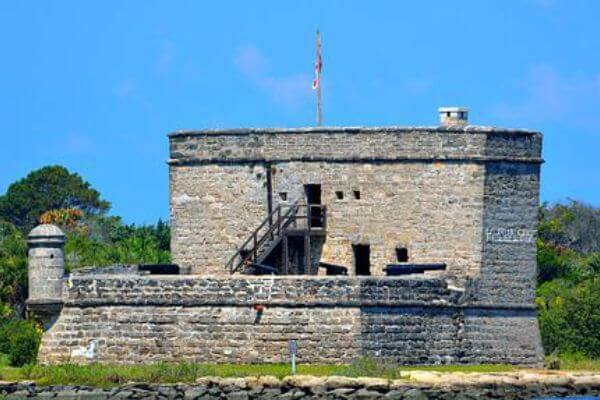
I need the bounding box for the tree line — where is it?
[536,200,600,359]
[0,166,169,365]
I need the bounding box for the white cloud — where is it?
[530,0,558,7]
[113,79,136,99]
[491,64,600,125]
[233,45,311,108]
[156,41,175,73]
[401,77,433,96]
[62,133,94,155]
[233,45,267,78]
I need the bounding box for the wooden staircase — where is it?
[225,201,327,274]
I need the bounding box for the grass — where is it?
[0,359,520,388]
[0,354,9,368]
[546,353,600,371]
[1,356,598,388]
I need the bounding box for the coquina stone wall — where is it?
[168,126,542,281]
[271,162,484,279]
[37,275,543,366]
[170,164,268,275]
[478,162,541,305]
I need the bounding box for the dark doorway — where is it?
[353,244,370,275]
[304,184,323,228]
[395,247,408,262]
[304,184,321,204]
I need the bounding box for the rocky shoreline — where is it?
[2,371,600,399]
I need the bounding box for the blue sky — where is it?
[1,1,599,223]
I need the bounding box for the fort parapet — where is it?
[38,274,542,365]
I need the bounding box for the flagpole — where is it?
[316,30,322,126]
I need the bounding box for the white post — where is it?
[288,339,298,375]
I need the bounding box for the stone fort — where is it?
[27,108,545,366]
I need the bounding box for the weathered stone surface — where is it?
[168,127,542,278]
[27,223,66,329]
[37,275,541,365]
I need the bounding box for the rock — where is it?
[352,388,383,399]
[198,394,220,400]
[243,376,260,389]
[6,391,31,399]
[184,386,209,399]
[158,385,179,398]
[542,374,573,386]
[0,371,594,399]
[218,377,248,391]
[468,374,504,387]
[384,389,405,399]
[405,371,444,385]
[355,377,389,391]
[573,374,600,387]
[195,376,220,386]
[282,375,326,390]
[330,387,356,396]
[402,388,428,400]
[225,390,249,400]
[258,375,283,388]
[111,390,135,399]
[325,376,361,389]
[260,388,283,399]
[388,379,411,391]
[277,389,306,399]
[74,392,110,400]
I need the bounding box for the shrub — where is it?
[537,277,600,358]
[0,319,41,366]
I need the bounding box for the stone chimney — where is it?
[26,224,65,329]
[439,107,469,128]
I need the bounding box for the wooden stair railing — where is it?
[225,202,300,274]
[225,202,327,274]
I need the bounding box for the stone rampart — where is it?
[38,275,543,366]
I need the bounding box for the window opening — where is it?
[395,247,408,262]
[353,244,371,276]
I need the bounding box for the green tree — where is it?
[0,166,110,233]
[0,319,41,366]
[0,221,28,316]
[537,278,600,358]
[539,200,600,254]
[536,201,600,358]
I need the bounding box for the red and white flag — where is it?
[312,30,322,90]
